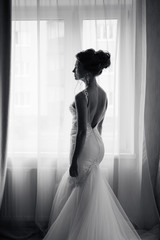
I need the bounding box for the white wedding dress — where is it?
[43,91,141,240]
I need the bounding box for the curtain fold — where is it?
[134,0,160,229]
[155,156,160,214]
[0,1,160,239]
[145,0,160,222]
[0,0,11,208]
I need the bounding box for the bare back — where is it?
[84,85,107,128]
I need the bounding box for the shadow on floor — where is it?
[0,221,44,240]
[138,224,160,240]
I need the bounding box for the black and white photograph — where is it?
[0,0,160,239]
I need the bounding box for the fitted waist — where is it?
[70,124,99,137]
[70,124,102,147]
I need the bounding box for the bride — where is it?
[43,49,141,240]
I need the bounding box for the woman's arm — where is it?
[69,92,87,177]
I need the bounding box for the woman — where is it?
[43,49,141,240]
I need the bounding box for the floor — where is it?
[0,221,44,240]
[0,221,159,240]
[138,225,160,240]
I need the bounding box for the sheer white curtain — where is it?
[3,0,154,230]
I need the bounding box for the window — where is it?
[8,1,135,167]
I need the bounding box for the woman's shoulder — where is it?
[75,91,88,104]
[97,86,108,110]
[75,90,86,99]
[97,85,108,103]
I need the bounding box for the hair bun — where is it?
[95,50,111,69]
[76,48,111,76]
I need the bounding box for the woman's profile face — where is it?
[72,60,86,80]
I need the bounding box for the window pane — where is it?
[8,20,66,166]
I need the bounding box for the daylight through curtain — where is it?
[1,0,158,232]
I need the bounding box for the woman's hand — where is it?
[69,162,78,177]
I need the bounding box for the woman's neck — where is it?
[85,77,98,89]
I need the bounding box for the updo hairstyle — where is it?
[76,48,111,76]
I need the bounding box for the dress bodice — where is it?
[69,104,77,127]
[69,103,91,129]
